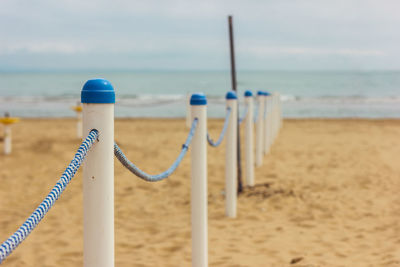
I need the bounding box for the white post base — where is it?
[4,125,11,155]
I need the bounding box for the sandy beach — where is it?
[0,118,399,267]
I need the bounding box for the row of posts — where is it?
[81,80,282,267]
[1,79,282,267]
[186,90,282,184]
[186,89,282,266]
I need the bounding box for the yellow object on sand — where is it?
[71,106,83,112]
[0,117,20,125]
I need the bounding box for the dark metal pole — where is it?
[228,15,243,194]
[228,16,237,92]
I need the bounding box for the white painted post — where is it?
[225,91,237,218]
[244,90,254,187]
[4,125,11,155]
[77,110,83,139]
[190,93,208,267]
[186,93,192,128]
[82,79,115,267]
[255,91,264,167]
[270,95,274,144]
[271,93,276,141]
[263,93,270,155]
[273,93,279,141]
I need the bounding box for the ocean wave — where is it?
[286,95,400,104]
[2,93,400,106]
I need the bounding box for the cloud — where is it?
[0,41,88,55]
[243,46,386,57]
[0,0,399,70]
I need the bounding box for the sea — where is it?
[1,70,400,118]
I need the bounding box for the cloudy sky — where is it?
[1,0,400,71]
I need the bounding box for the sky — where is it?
[1,0,400,71]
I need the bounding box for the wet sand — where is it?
[0,118,399,266]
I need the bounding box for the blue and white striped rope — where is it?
[207,107,231,147]
[114,118,198,182]
[0,130,99,264]
[238,105,249,125]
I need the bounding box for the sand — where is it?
[0,118,399,267]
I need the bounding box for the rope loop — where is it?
[0,130,99,264]
[115,118,198,182]
[207,107,231,147]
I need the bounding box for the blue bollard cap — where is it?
[81,78,115,104]
[190,93,207,105]
[264,91,271,96]
[226,91,237,100]
[244,90,253,97]
[257,91,264,96]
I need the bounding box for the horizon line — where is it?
[1,68,400,73]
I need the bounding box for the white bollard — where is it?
[77,111,83,139]
[225,91,237,218]
[190,93,208,267]
[271,93,276,141]
[1,115,19,155]
[263,92,270,155]
[4,125,11,155]
[269,93,274,146]
[255,91,264,167]
[72,105,83,139]
[186,93,192,128]
[273,93,279,141]
[82,79,115,267]
[244,90,255,187]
